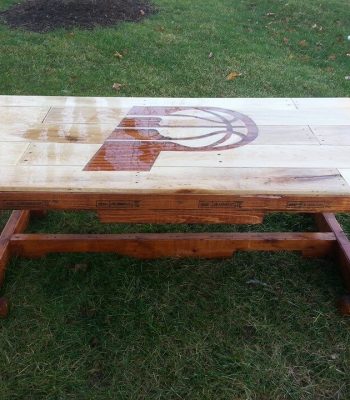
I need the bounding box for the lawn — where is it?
[0,0,350,398]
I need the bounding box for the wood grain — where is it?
[0,211,30,286]
[97,210,265,224]
[1,192,350,212]
[1,96,350,197]
[10,232,336,259]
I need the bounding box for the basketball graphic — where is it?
[84,106,259,171]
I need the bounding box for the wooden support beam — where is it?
[315,213,350,315]
[315,213,350,289]
[0,211,30,286]
[0,210,30,317]
[10,232,336,260]
[98,210,264,224]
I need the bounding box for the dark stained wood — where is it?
[315,213,350,290]
[1,192,350,213]
[10,232,336,259]
[0,210,30,286]
[85,106,259,171]
[98,210,264,224]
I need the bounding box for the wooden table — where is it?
[1,96,350,316]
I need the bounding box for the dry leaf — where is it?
[208,52,213,59]
[226,71,241,81]
[112,83,123,91]
[283,37,289,44]
[140,9,145,16]
[298,39,308,47]
[346,53,350,57]
[114,51,123,59]
[266,12,275,16]
[345,76,350,80]
[328,54,336,61]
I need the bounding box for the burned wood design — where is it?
[84,106,259,171]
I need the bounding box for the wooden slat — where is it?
[0,125,319,145]
[0,166,348,195]
[155,145,350,168]
[339,170,350,187]
[0,142,29,165]
[44,107,350,126]
[0,96,297,109]
[0,123,115,143]
[251,126,318,145]
[98,210,265,224]
[0,106,50,124]
[292,98,350,109]
[18,143,100,166]
[1,192,350,213]
[10,232,336,259]
[310,126,350,146]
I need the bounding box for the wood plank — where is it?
[1,192,350,213]
[10,232,336,259]
[0,125,318,145]
[310,126,350,146]
[0,123,115,143]
[44,107,126,125]
[98,210,264,224]
[0,106,50,124]
[18,143,100,166]
[251,126,318,145]
[339,170,350,187]
[0,166,348,195]
[44,107,350,126]
[0,142,29,165]
[0,96,297,109]
[155,145,350,168]
[292,98,350,109]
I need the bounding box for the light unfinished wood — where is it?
[0,96,297,109]
[0,123,115,143]
[0,96,349,198]
[310,126,350,146]
[339,170,350,186]
[155,145,350,168]
[0,142,29,165]
[43,107,350,126]
[0,124,319,145]
[292,98,350,109]
[0,106,50,125]
[0,166,348,195]
[18,143,100,166]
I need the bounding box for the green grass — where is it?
[1,0,350,398]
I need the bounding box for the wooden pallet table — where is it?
[1,96,350,316]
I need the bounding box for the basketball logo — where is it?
[84,106,258,171]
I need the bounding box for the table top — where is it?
[1,96,350,198]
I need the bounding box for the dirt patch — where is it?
[0,0,155,32]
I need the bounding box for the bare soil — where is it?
[0,0,154,32]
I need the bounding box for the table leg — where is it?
[0,210,30,317]
[315,213,350,315]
